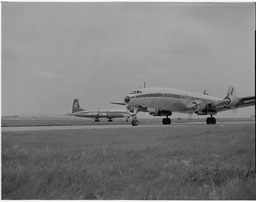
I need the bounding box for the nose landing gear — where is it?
[206,116,216,124]
[131,107,140,126]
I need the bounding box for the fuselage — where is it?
[125,87,221,113]
[73,109,131,119]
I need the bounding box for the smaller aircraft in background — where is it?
[69,99,131,122]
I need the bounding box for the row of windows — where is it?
[130,90,142,94]
[135,93,212,103]
[163,94,211,102]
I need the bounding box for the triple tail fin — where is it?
[72,99,85,113]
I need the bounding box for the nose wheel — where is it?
[206,116,216,124]
[131,119,139,126]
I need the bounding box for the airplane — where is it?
[69,99,131,122]
[112,86,255,126]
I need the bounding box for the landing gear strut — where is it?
[206,116,216,125]
[162,117,171,125]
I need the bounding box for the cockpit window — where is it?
[130,90,142,94]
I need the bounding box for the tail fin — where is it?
[72,99,84,113]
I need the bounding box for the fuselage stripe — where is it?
[131,93,213,103]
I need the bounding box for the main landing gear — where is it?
[206,116,216,125]
[162,117,171,125]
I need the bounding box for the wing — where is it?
[216,96,255,112]
[110,102,126,105]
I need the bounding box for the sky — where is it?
[1,2,255,118]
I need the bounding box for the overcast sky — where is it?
[1,2,255,118]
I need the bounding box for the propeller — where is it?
[224,85,238,113]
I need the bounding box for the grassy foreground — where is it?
[2,124,255,199]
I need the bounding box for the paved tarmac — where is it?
[2,121,254,132]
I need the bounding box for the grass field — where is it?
[1,123,255,199]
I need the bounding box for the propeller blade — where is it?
[226,85,235,97]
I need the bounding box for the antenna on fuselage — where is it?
[144,81,146,88]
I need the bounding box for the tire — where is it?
[212,117,216,124]
[162,118,171,125]
[132,119,138,126]
[206,117,211,124]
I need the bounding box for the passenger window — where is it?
[130,90,142,94]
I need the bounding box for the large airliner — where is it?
[70,99,131,122]
[112,86,255,126]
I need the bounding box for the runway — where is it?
[2,121,254,132]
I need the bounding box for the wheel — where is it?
[206,117,211,124]
[206,117,216,124]
[212,117,216,124]
[131,119,138,126]
[162,118,171,125]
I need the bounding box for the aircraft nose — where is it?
[124,96,130,104]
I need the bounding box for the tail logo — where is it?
[73,102,79,108]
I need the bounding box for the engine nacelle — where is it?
[190,101,206,112]
[223,95,240,108]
